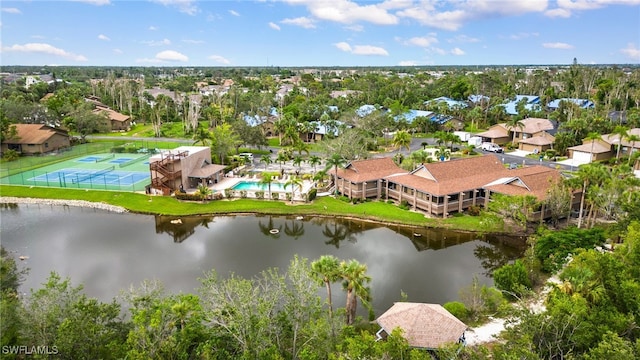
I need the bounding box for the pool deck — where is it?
[196,174,314,202]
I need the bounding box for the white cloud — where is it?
[281,17,316,29]
[229,9,240,16]
[544,8,572,17]
[143,38,172,46]
[284,0,398,25]
[335,42,352,52]
[136,57,163,64]
[268,22,281,30]
[98,34,110,41]
[620,43,640,60]
[149,26,158,31]
[508,32,539,40]
[70,0,111,5]
[209,55,231,64]
[155,50,188,62]
[1,8,21,14]
[404,34,439,47]
[334,41,388,55]
[397,0,548,31]
[451,47,465,55]
[543,42,574,49]
[182,39,204,44]
[398,60,418,66]
[113,48,123,54]
[546,0,640,18]
[150,0,198,15]
[448,34,480,43]
[431,47,446,55]
[352,45,389,55]
[1,43,87,61]
[344,24,364,32]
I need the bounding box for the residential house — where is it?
[376,302,467,349]
[1,124,70,155]
[547,98,594,110]
[149,146,225,195]
[500,95,541,115]
[468,94,489,105]
[424,96,468,110]
[567,128,640,165]
[93,106,131,131]
[356,104,378,117]
[332,155,570,219]
[477,117,555,152]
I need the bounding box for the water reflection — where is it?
[3,205,526,313]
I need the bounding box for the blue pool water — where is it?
[231,181,289,192]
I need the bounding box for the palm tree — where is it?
[585,132,602,163]
[571,163,608,228]
[260,154,272,170]
[284,220,304,239]
[325,154,346,197]
[612,125,629,160]
[625,133,640,165]
[311,255,342,323]
[196,184,212,201]
[276,152,289,173]
[292,155,304,173]
[192,126,212,146]
[307,155,321,173]
[435,146,451,161]
[340,259,372,325]
[259,171,277,200]
[284,175,303,203]
[505,117,525,145]
[392,130,412,153]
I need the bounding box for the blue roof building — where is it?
[356,104,377,117]
[425,96,468,109]
[468,94,489,104]
[395,109,435,124]
[547,98,594,110]
[500,95,541,115]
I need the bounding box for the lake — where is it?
[0,203,525,315]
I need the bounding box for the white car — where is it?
[481,142,503,153]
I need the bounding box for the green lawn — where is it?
[0,185,505,233]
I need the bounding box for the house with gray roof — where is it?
[376,302,467,349]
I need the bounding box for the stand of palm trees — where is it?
[311,256,372,326]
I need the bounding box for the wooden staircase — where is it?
[150,151,188,194]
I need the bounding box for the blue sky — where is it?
[1,0,639,67]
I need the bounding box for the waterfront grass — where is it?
[0,185,504,232]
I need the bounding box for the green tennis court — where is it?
[0,153,152,191]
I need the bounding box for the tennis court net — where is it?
[71,166,115,184]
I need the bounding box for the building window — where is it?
[45,142,49,148]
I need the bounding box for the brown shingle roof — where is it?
[568,140,611,154]
[484,166,563,200]
[3,124,68,145]
[376,302,467,349]
[189,164,226,178]
[476,126,508,139]
[519,118,554,134]
[518,133,555,146]
[388,155,506,195]
[333,157,407,183]
[93,106,130,122]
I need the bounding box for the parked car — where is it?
[481,142,504,153]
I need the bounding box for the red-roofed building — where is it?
[331,155,576,219]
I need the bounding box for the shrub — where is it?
[239,190,247,199]
[175,193,206,201]
[285,193,292,201]
[444,301,469,321]
[306,188,317,202]
[493,260,531,300]
[224,188,232,198]
[399,200,410,210]
[467,205,482,216]
[2,149,19,161]
[534,227,606,273]
[255,191,264,199]
[339,196,350,203]
[272,192,280,200]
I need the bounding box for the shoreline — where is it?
[0,197,129,213]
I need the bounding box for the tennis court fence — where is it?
[2,168,149,192]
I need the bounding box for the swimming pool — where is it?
[231,180,289,192]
